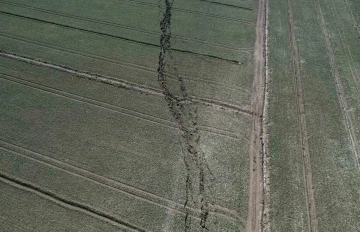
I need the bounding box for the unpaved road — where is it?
[246,0,268,231]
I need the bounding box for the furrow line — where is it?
[0,32,250,92]
[0,50,252,115]
[0,140,243,222]
[0,10,239,64]
[118,0,255,24]
[0,0,251,51]
[0,172,147,232]
[199,0,253,11]
[0,71,245,140]
[287,0,318,231]
[246,0,266,231]
[316,0,360,169]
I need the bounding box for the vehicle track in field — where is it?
[246,0,267,231]
[0,139,245,224]
[0,11,240,64]
[287,0,318,231]
[343,0,360,38]
[0,32,251,94]
[0,172,147,232]
[199,0,253,11]
[118,0,255,24]
[0,0,253,52]
[316,0,360,169]
[0,50,252,116]
[327,1,360,94]
[0,72,248,141]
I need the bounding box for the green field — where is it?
[0,0,257,231]
[1,0,359,231]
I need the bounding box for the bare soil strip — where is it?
[315,0,360,169]
[0,51,252,115]
[0,140,244,223]
[0,172,147,232]
[287,0,318,231]
[246,0,267,231]
[261,0,271,230]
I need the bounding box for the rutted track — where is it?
[287,0,318,231]
[0,140,245,223]
[0,10,239,64]
[0,51,252,115]
[0,32,251,93]
[315,0,360,169]
[0,0,253,51]
[0,72,249,141]
[0,172,147,232]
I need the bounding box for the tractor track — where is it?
[0,10,239,64]
[315,0,360,169]
[287,0,318,231]
[0,172,147,232]
[0,50,252,116]
[0,0,252,51]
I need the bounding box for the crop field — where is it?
[269,0,360,231]
[0,0,359,231]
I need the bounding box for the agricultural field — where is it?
[0,0,359,231]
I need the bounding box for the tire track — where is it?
[0,172,147,232]
[0,50,252,115]
[315,0,360,169]
[199,0,253,11]
[246,0,266,231]
[118,0,255,24]
[0,0,252,51]
[328,1,360,93]
[0,72,247,141]
[0,11,239,64]
[343,0,360,37]
[0,32,251,94]
[287,0,318,231]
[0,139,244,223]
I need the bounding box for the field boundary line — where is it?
[0,32,251,93]
[0,172,147,232]
[0,10,239,64]
[261,0,271,230]
[287,0,318,231]
[0,139,245,223]
[316,0,360,170]
[0,71,248,141]
[0,50,252,116]
[0,0,253,51]
[246,0,266,231]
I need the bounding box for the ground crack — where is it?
[157,1,214,231]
